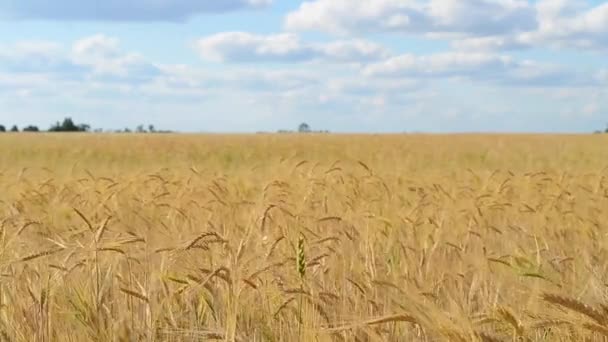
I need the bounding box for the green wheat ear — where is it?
[297,235,306,279]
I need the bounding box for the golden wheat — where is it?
[0,133,608,341]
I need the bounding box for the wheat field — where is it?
[1,133,608,341]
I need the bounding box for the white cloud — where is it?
[195,32,313,63]
[525,0,608,50]
[450,36,529,51]
[0,0,271,21]
[0,72,55,95]
[364,51,597,87]
[194,32,390,63]
[364,52,515,78]
[0,30,606,133]
[321,40,392,63]
[285,0,536,36]
[0,41,76,73]
[0,35,159,82]
[70,34,160,80]
[286,0,608,53]
[427,0,535,35]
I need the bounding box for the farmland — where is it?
[1,133,608,341]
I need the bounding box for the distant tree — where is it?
[78,124,91,132]
[148,124,155,133]
[22,125,40,132]
[298,122,311,133]
[136,124,146,133]
[10,125,18,132]
[50,118,75,132]
[49,117,90,132]
[0,125,5,132]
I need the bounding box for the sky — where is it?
[0,0,607,133]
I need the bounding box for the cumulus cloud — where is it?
[286,0,608,52]
[0,34,160,86]
[194,32,390,63]
[364,51,596,87]
[285,0,536,36]
[71,35,159,79]
[450,36,530,51]
[365,52,515,78]
[1,29,605,132]
[0,41,79,73]
[0,0,271,21]
[524,0,608,50]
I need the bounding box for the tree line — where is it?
[594,124,608,134]
[275,122,329,134]
[0,118,171,133]
[0,120,325,134]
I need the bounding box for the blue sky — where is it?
[0,0,606,133]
